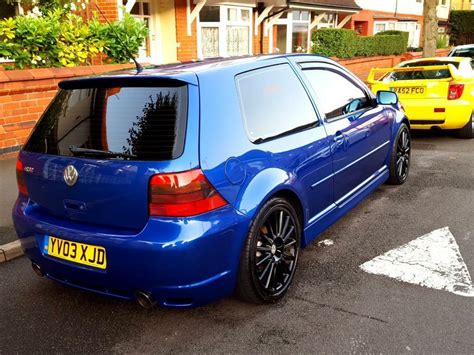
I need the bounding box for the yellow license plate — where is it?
[46,236,107,269]
[391,86,425,95]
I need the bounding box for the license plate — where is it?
[45,236,107,269]
[391,86,425,95]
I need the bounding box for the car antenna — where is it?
[94,4,144,74]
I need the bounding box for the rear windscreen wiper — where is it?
[68,145,135,160]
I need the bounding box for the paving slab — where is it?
[0,158,17,227]
[0,225,17,245]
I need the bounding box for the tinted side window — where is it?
[452,48,474,58]
[302,69,370,119]
[236,64,317,142]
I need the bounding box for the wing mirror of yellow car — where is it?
[376,90,398,105]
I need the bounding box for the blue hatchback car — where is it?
[13,55,410,308]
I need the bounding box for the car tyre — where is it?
[236,197,301,304]
[456,112,474,139]
[387,123,411,185]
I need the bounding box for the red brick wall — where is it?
[175,0,197,62]
[0,64,133,160]
[338,49,451,82]
[338,55,403,81]
[87,0,119,22]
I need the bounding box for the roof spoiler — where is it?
[367,64,460,84]
[59,75,196,90]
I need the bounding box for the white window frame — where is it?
[373,21,389,34]
[124,0,154,61]
[197,5,253,59]
[272,11,311,54]
[315,13,338,29]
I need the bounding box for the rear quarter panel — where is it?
[197,57,331,230]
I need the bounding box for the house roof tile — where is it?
[290,0,361,11]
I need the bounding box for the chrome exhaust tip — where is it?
[32,263,44,277]
[135,291,156,309]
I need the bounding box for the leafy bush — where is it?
[57,13,104,67]
[0,8,147,69]
[311,29,408,58]
[449,10,474,45]
[436,34,449,49]
[3,9,62,68]
[90,13,148,64]
[311,29,358,58]
[0,17,17,60]
[375,30,409,49]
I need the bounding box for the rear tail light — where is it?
[149,169,228,217]
[448,83,464,100]
[16,159,28,196]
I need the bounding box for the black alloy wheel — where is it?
[236,198,301,304]
[388,123,411,185]
[396,128,410,181]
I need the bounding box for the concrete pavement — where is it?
[0,158,17,228]
[0,158,19,257]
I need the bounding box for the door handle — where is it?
[334,132,345,147]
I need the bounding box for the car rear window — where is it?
[388,61,457,81]
[24,86,188,161]
[451,47,474,59]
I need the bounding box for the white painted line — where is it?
[360,227,474,297]
[0,239,23,263]
[317,239,334,247]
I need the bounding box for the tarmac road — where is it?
[1,131,473,354]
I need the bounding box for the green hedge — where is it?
[449,10,474,45]
[0,9,148,69]
[375,30,409,46]
[311,29,358,58]
[311,29,408,58]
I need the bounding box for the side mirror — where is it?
[376,90,398,105]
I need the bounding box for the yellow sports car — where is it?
[368,57,474,138]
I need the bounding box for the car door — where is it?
[231,62,335,224]
[296,61,392,204]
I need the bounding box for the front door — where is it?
[272,11,310,53]
[297,61,392,203]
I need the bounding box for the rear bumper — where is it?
[403,99,472,130]
[12,197,251,308]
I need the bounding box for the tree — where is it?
[423,0,438,57]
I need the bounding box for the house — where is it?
[450,0,474,9]
[350,0,452,48]
[90,0,361,64]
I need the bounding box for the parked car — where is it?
[13,55,410,308]
[368,57,474,138]
[448,44,474,67]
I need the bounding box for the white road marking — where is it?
[317,239,334,247]
[360,227,474,297]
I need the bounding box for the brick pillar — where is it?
[175,0,198,62]
[252,9,272,55]
[88,0,119,22]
